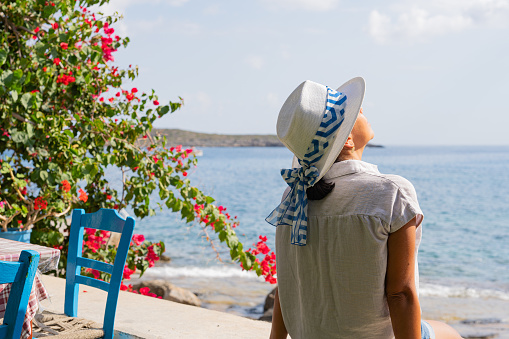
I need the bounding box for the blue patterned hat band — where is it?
[266,86,347,246]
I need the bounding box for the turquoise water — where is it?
[126,146,509,316]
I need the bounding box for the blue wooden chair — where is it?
[65,208,135,339]
[0,250,40,339]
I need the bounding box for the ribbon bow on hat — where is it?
[266,86,348,246]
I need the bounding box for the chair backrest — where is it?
[65,209,135,339]
[0,250,40,339]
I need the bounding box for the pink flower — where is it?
[123,266,135,280]
[132,234,145,246]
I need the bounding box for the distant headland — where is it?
[150,129,384,148]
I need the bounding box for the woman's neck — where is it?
[338,147,365,161]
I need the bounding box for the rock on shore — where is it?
[133,280,201,307]
[259,287,276,322]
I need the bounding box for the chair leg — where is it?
[64,281,79,317]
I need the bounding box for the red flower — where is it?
[34,197,48,210]
[60,42,68,50]
[78,188,88,202]
[153,100,159,105]
[131,88,138,93]
[56,73,76,85]
[61,180,71,193]
[43,67,47,72]
[115,92,120,97]
[34,27,40,33]
[53,58,61,65]
[52,22,59,30]
[106,194,112,200]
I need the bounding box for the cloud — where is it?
[259,0,340,11]
[368,0,509,43]
[245,55,265,70]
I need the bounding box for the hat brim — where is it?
[291,77,365,181]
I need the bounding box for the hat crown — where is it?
[276,80,328,159]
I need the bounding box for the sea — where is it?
[119,146,509,319]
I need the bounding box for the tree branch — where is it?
[12,112,36,126]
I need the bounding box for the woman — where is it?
[267,78,462,339]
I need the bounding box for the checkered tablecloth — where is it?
[0,238,60,339]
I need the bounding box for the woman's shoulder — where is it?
[377,173,419,202]
[378,173,415,190]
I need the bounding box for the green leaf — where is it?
[0,49,7,66]
[11,131,29,145]
[24,71,32,85]
[13,69,23,80]
[0,70,14,88]
[21,205,28,217]
[20,92,32,109]
[40,171,48,181]
[26,124,34,139]
[158,106,170,115]
[11,90,18,102]
[64,130,74,138]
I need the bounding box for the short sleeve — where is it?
[389,177,423,233]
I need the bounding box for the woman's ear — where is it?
[343,135,355,150]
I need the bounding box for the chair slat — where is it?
[0,261,22,284]
[0,326,7,338]
[80,209,126,233]
[75,275,110,292]
[76,257,114,274]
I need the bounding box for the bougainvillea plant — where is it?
[0,0,276,289]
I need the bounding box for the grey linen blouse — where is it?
[276,160,423,339]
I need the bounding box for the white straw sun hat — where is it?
[279,77,366,178]
[266,77,365,246]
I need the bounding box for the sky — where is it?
[100,0,509,145]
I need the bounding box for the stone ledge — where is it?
[39,275,271,339]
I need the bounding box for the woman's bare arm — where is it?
[386,216,421,339]
[269,287,288,339]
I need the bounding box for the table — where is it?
[0,238,61,339]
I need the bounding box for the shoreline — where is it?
[129,266,509,338]
[143,128,385,148]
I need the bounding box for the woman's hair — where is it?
[306,178,335,200]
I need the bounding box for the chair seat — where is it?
[32,311,104,339]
